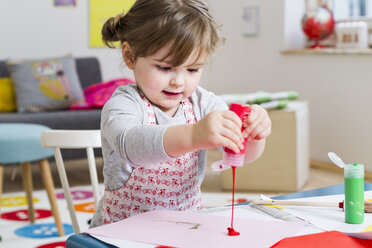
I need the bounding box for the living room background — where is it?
[1,0,372,171]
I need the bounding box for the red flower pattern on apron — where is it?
[101,96,204,224]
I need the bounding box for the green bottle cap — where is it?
[345,163,364,178]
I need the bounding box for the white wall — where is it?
[0,0,132,80]
[205,0,372,171]
[1,0,372,171]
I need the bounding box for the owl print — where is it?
[31,60,73,100]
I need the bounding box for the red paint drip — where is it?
[227,227,240,236]
[227,166,240,236]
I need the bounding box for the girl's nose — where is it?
[170,74,184,87]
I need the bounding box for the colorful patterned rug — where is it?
[0,185,261,247]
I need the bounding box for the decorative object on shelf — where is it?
[335,21,369,49]
[301,6,335,48]
[220,91,299,110]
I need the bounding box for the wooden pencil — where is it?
[251,199,339,207]
[251,199,372,213]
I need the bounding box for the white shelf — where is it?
[281,48,372,55]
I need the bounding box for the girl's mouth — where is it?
[162,91,182,97]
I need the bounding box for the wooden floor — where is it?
[2,150,371,195]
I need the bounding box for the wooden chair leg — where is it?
[0,164,3,217]
[38,159,65,236]
[21,162,35,223]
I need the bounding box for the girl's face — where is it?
[131,43,206,116]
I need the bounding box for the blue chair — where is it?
[0,123,64,236]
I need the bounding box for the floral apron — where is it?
[101,96,203,224]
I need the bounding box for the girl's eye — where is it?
[187,68,199,73]
[156,65,171,71]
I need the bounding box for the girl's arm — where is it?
[163,124,195,157]
[101,86,176,166]
[164,110,244,158]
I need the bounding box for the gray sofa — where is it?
[0,57,103,160]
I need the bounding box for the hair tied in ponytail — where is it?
[114,13,123,27]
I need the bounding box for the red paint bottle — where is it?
[222,103,251,168]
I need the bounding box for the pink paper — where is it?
[85,210,305,248]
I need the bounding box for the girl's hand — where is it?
[242,105,271,140]
[192,110,244,153]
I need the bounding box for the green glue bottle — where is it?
[344,163,364,224]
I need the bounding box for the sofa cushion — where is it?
[7,56,85,112]
[75,57,102,88]
[0,77,16,112]
[70,78,136,109]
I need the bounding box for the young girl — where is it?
[90,0,271,227]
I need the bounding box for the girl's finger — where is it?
[243,109,265,136]
[243,104,260,128]
[222,118,244,142]
[223,110,242,129]
[254,126,272,140]
[220,128,244,151]
[220,136,241,153]
[249,118,271,138]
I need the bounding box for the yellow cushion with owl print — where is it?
[0,77,17,112]
[6,56,85,112]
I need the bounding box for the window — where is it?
[307,0,372,19]
[331,0,372,20]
